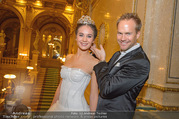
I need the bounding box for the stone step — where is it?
[30,68,60,111]
[32,94,55,99]
[136,106,157,110]
[31,98,52,102]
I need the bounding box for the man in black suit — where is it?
[91,13,150,119]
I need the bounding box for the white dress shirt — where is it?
[114,43,140,65]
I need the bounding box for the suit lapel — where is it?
[109,47,142,73]
[110,53,131,72]
[108,51,121,70]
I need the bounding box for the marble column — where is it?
[32,50,39,71]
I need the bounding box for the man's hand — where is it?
[90,44,106,61]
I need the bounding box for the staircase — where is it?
[37,68,60,111]
[30,68,46,111]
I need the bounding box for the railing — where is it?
[0,57,63,68]
[1,57,17,65]
[0,57,29,68]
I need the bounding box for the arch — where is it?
[38,23,66,58]
[0,5,25,58]
[29,11,71,58]
[1,18,20,58]
[1,18,20,30]
[0,5,24,27]
[30,11,71,30]
[40,23,66,40]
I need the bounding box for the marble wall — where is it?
[169,1,179,80]
[141,0,179,107]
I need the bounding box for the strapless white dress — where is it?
[48,65,91,111]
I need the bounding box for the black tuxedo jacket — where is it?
[93,46,150,112]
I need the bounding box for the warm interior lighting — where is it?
[65,5,74,12]
[34,0,42,6]
[58,56,66,63]
[2,88,6,92]
[4,74,16,94]
[4,74,16,79]
[19,53,27,56]
[27,66,34,70]
[16,0,26,4]
[159,67,164,70]
[60,36,62,41]
[48,43,55,48]
[48,43,54,46]
[42,54,46,57]
[62,58,66,62]
[104,12,110,18]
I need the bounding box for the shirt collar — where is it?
[121,43,140,54]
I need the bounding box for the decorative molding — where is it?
[166,80,179,84]
[167,0,179,81]
[145,84,179,92]
[133,0,138,13]
[97,22,109,48]
[137,98,179,111]
[141,0,147,46]
[75,0,90,15]
[63,13,73,24]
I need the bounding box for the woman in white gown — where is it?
[48,15,99,112]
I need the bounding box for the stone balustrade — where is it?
[1,57,17,65]
[0,57,28,69]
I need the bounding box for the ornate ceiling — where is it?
[0,0,75,29]
[0,0,93,32]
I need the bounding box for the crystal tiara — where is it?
[77,15,95,25]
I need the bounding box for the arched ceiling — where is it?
[33,13,70,35]
[0,9,19,26]
[0,0,75,32]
